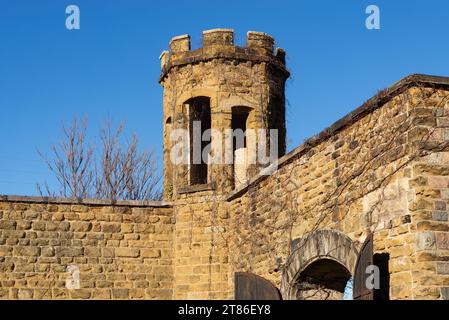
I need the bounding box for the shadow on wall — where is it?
[374,253,390,300]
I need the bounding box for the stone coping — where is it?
[203,28,234,34]
[0,195,172,208]
[177,183,216,194]
[169,34,190,45]
[226,74,449,201]
[247,31,274,39]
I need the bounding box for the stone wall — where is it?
[172,191,230,299]
[225,78,449,300]
[0,196,174,299]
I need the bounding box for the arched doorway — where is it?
[293,257,352,300]
[280,230,360,300]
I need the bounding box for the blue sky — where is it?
[0,0,448,196]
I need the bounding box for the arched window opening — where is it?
[165,117,172,124]
[232,106,251,187]
[165,116,172,147]
[187,97,211,185]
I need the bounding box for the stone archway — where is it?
[280,229,360,300]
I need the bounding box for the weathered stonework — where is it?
[1,30,449,300]
[0,197,173,300]
[225,77,449,300]
[160,29,289,199]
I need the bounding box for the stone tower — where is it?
[159,29,290,200]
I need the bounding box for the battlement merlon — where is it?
[159,29,290,83]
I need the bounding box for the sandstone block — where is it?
[432,212,449,221]
[436,233,449,250]
[79,212,95,221]
[91,289,111,299]
[71,221,92,232]
[135,224,155,234]
[56,247,83,257]
[121,224,134,233]
[102,222,121,233]
[417,221,449,232]
[141,249,161,258]
[437,262,449,275]
[52,212,64,221]
[102,247,115,258]
[0,289,9,299]
[0,246,12,256]
[17,289,33,300]
[70,289,92,299]
[0,220,18,230]
[71,205,88,213]
[16,220,31,230]
[441,287,449,300]
[416,232,436,251]
[112,288,129,299]
[84,247,101,257]
[149,216,160,223]
[414,286,441,299]
[14,246,40,257]
[116,247,140,258]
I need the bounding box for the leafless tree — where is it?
[37,117,93,199]
[37,117,162,201]
[94,120,162,200]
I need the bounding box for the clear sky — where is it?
[0,0,448,196]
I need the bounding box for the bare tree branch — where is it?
[37,116,162,201]
[37,116,93,199]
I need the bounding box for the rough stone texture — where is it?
[159,30,288,299]
[281,230,359,299]
[160,29,289,199]
[225,82,449,300]
[1,30,449,300]
[0,199,173,300]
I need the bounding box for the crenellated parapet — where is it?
[159,29,289,82]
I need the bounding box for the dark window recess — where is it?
[269,96,286,157]
[232,108,249,150]
[231,107,250,188]
[373,253,390,300]
[188,97,211,185]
